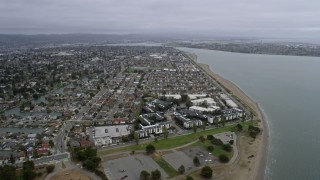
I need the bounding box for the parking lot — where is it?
[104,154,167,180]
[163,150,194,172]
[213,131,235,144]
[181,147,218,165]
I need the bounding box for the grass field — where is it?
[152,155,179,178]
[98,121,256,156]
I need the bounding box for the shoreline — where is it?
[186,52,268,180]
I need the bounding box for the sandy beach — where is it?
[186,53,268,180]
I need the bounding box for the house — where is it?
[42,143,50,149]
[80,140,91,148]
[36,148,49,155]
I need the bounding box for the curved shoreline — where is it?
[186,53,269,180]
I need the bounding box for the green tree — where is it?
[219,154,230,163]
[222,144,232,152]
[192,123,197,133]
[236,123,243,131]
[186,176,194,180]
[146,144,156,155]
[22,161,36,180]
[186,100,192,108]
[134,132,140,145]
[201,166,213,178]
[49,140,54,148]
[0,165,16,180]
[207,145,214,152]
[202,122,207,130]
[140,170,150,180]
[46,165,55,173]
[229,140,234,145]
[241,114,246,122]
[181,94,189,102]
[162,126,169,139]
[151,169,161,180]
[207,134,214,140]
[9,154,15,164]
[211,138,223,146]
[193,157,200,166]
[83,160,97,171]
[199,135,205,143]
[221,116,226,127]
[178,165,185,174]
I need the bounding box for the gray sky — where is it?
[0,0,319,38]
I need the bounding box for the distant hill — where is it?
[0,34,175,50]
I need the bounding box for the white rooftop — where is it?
[94,125,131,138]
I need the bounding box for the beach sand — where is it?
[186,53,268,180]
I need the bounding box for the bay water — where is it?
[178,47,320,180]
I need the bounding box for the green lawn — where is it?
[98,121,256,156]
[152,156,179,178]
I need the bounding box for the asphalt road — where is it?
[15,152,69,168]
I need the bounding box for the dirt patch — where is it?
[49,169,92,180]
[102,153,128,161]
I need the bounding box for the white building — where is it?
[164,94,182,100]
[93,125,131,146]
[189,106,220,113]
[220,93,238,108]
[188,94,207,100]
[191,98,217,106]
[175,115,203,129]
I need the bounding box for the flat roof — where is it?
[94,125,131,138]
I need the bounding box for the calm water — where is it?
[178,47,320,180]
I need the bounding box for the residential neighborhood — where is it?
[0,45,251,179]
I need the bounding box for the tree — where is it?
[0,165,16,180]
[181,94,189,102]
[201,166,213,178]
[186,100,192,108]
[186,176,194,180]
[207,134,214,140]
[49,140,54,148]
[219,154,230,163]
[178,165,185,174]
[202,122,207,130]
[193,157,200,166]
[83,159,97,171]
[199,135,205,143]
[151,169,161,180]
[46,165,55,173]
[134,132,140,145]
[222,144,232,152]
[236,123,243,131]
[192,123,197,133]
[22,161,36,180]
[146,144,156,155]
[207,145,214,152]
[140,170,150,180]
[10,154,15,164]
[248,125,261,138]
[221,116,226,127]
[229,140,234,145]
[241,114,246,122]
[211,138,223,146]
[162,126,169,139]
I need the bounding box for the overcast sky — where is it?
[0,0,319,38]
